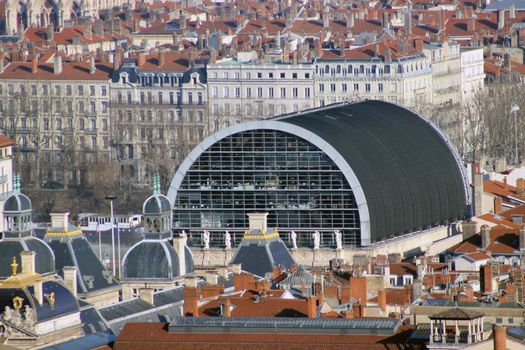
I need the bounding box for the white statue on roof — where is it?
[202,230,210,249]
[291,231,298,250]
[224,231,232,249]
[312,231,321,250]
[334,230,342,250]
[181,230,188,247]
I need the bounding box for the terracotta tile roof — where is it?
[448,225,519,255]
[462,251,491,261]
[24,25,126,46]
[389,263,417,276]
[0,61,113,80]
[320,40,423,60]
[484,179,523,199]
[0,136,15,147]
[133,52,190,72]
[238,19,286,35]
[476,213,519,229]
[199,295,309,318]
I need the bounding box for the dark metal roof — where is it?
[429,307,484,320]
[0,238,55,278]
[231,236,295,277]
[41,331,115,350]
[3,193,31,212]
[121,240,180,279]
[281,100,468,243]
[143,194,171,214]
[168,317,401,336]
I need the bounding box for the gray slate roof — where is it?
[0,238,55,278]
[281,100,468,243]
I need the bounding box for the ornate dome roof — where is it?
[0,238,55,278]
[121,240,180,279]
[143,194,171,214]
[3,192,32,213]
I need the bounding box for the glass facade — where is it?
[173,129,360,247]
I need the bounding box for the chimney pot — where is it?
[139,288,155,306]
[63,266,78,297]
[31,56,38,74]
[20,251,36,274]
[89,55,96,74]
[54,54,62,74]
[494,326,507,350]
[50,212,70,231]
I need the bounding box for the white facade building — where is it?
[0,135,14,231]
[207,60,316,127]
[460,47,486,102]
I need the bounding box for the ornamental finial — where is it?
[153,173,160,195]
[11,256,18,276]
[13,173,20,194]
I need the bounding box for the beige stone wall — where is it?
[83,288,120,308]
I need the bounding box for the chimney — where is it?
[183,286,200,316]
[498,9,505,30]
[405,11,412,34]
[462,220,479,241]
[323,7,330,28]
[139,288,155,306]
[467,16,476,32]
[113,18,121,35]
[307,296,317,318]
[438,10,444,31]
[50,212,70,231]
[34,281,43,304]
[20,251,36,274]
[94,20,104,37]
[414,38,423,52]
[494,326,507,350]
[480,264,493,294]
[503,177,508,190]
[54,54,62,74]
[510,4,516,19]
[83,22,92,40]
[229,263,242,275]
[158,51,166,66]
[180,15,187,30]
[223,298,232,317]
[377,289,387,313]
[31,56,38,74]
[382,12,389,29]
[133,19,140,33]
[494,197,503,213]
[385,47,392,63]
[352,303,365,318]
[519,225,525,250]
[0,54,4,74]
[473,164,483,216]
[346,12,354,28]
[481,225,491,250]
[172,235,187,276]
[47,25,54,41]
[247,212,269,233]
[63,266,77,297]
[349,276,367,304]
[89,55,96,74]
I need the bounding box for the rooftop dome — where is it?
[143,194,171,214]
[121,240,180,279]
[3,192,31,213]
[0,238,55,278]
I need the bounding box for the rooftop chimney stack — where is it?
[462,220,479,241]
[481,225,491,250]
[31,56,38,74]
[494,326,507,350]
[54,54,62,74]
[20,251,36,274]
[405,11,412,34]
[172,233,187,276]
[34,281,43,304]
[382,12,389,29]
[139,288,155,306]
[385,47,392,63]
[323,7,331,28]
[47,25,54,41]
[0,54,4,74]
[346,12,354,28]
[377,289,387,313]
[510,4,516,19]
[94,20,104,37]
[89,55,96,74]
[520,224,525,250]
[498,9,505,30]
[63,266,77,297]
[158,51,166,66]
[83,22,92,41]
[50,212,70,231]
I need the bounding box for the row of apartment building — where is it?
[0,41,484,189]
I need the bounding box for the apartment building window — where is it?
[258,87,263,98]
[280,73,285,78]
[197,111,204,123]
[292,88,298,98]
[169,92,174,104]
[378,83,384,92]
[385,65,391,74]
[234,72,239,79]
[147,111,152,121]
[103,137,109,149]
[56,119,62,130]
[212,72,218,79]
[90,102,96,114]
[55,85,61,95]
[117,92,122,103]
[102,119,108,131]
[330,84,336,92]
[177,92,182,105]
[246,88,252,98]
[102,102,108,113]
[101,86,107,96]
[269,87,274,98]
[127,92,132,103]
[91,136,97,149]
[305,88,310,97]
[365,84,371,92]
[235,104,241,115]
[269,72,273,78]
[245,72,251,79]
[235,87,241,98]
[31,85,37,95]
[90,86,95,96]
[55,101,61,113]
[280,105,286,114]
[198,92,203,105]
[20,85,26,96]
[280,88,286,98]
[66,85,72,96]
[67,101,73,113]
[140,92,145,103]
[223,87,229,98]
[78,101,84,113]
[42,85,48,95]
[77,85,83,96]
[319,84,324,92]
[257,72,262,78]
[292,73,298,79]
[305,73,310,78]
[147,92,152,103]
[223,72,229,78]
[212,87,218,98]
[188,92,193,104]
[342,84,347,92]
[79,119,85,130]
[158,92,163,104]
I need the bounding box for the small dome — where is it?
[143,194,171,214]
[0,238,55,278]
[122,241,180,279]
[3,193,32,213]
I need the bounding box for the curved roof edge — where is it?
[167,120,371,244]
